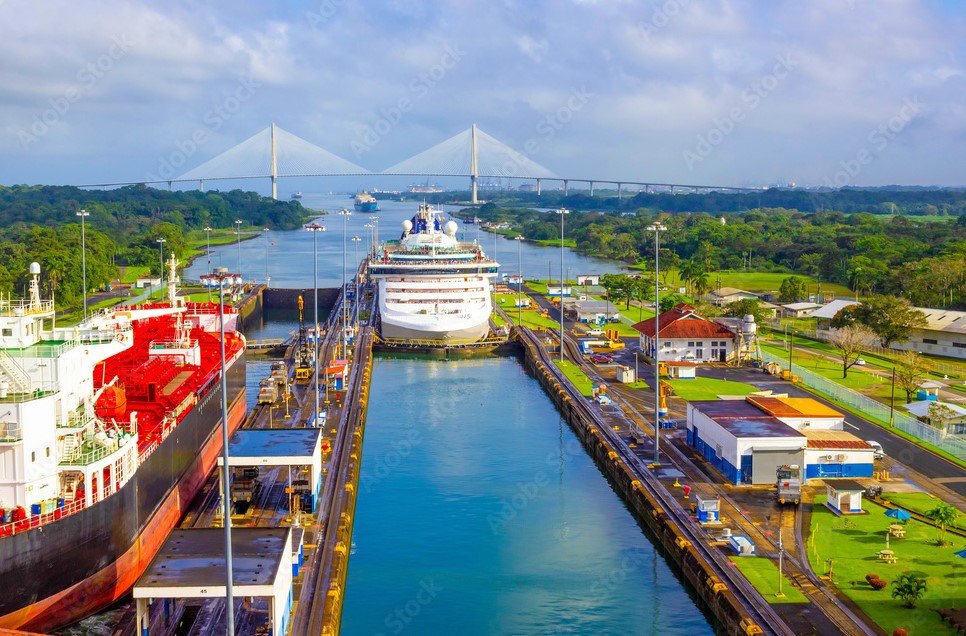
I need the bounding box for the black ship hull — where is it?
[0,354,247,633]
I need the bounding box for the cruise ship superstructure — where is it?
[369,204,498,341]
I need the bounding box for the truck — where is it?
[257,377,278,404]
[776,464,802,505]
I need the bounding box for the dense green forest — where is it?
[462,189,966,309]
[0,185,307,305]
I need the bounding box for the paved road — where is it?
[698,364,966,498]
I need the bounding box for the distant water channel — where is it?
[183,194,625,286]
[341,357,713,635]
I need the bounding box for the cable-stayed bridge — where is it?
[78,123,760,202]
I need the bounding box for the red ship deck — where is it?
[94,303,245,456]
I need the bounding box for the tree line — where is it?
[0,184,308,305]
[465,198,966,309]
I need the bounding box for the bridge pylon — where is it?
[470,123,479,205]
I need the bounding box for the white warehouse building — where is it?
[686,396,875,484]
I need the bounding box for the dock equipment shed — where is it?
[218,428,324,513]
[825,480,866,514]
[134,527,293,636]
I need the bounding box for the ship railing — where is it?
[0,421,23,443]
[0,497,87,537]
[138,439,160,465]
[0,299,54,317]
[59,434,136,467]
[0,388,57,404]
[56,410,95,430]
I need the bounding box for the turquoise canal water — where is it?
[342,356,713,635]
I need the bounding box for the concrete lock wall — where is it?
[518,334,763,636]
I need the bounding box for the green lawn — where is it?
[632,269,852,297]
[728,556,809,604]
[118,265,152,284]
[667,377,758,401]
[880,492,965,529]
[553,359,595,397]
[806,495,964,635]
[493,294,561,329]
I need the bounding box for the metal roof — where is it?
[225,428,323,459]
[826,479,867,491]
[135,527,289,592]
[810,299,860,319]
[747,396,843,419]
[715,416,805,439]
[689,400,773,419]
[803,429,873,450]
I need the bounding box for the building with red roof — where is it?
[632,303,736,363]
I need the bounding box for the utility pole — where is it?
[647,222,667,465]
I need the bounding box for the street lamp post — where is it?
[76,209,89,320]
[234,219,243,280]
[263,228,271,287]
[351,236,361,325]
[368,216,379,255]
[555,209,569,361]
[199,270,242,636]
[156,238,166,299]
[364,223,374,256]
[338,209,351,359]
[304,222,326,427]
[204,226,214,275]
[515,235,525,327]
[647,222,667,464]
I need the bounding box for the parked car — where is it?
[586,328,605,337]
[855,358,867,366]
[866,440,884,460]
[589,354,614,364]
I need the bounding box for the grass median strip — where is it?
[727,556,808,604]
[553,359,595,397]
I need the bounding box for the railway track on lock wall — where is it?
[521,326,795,636]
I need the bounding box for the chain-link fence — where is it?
[760,350,966,460]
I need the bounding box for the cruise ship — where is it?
[369,204,498,341]
[0,260,246,632]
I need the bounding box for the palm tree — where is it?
[891,573,927,608]
[693,271,712,296]
[925,503,959,545]
[678,259,702,295]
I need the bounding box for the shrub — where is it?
[865,573,889,590]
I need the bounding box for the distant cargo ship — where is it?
[369,203,498,341]
[408,182,444,194]
[291,191,303,199]
[354,192,380,212]
[0,260,246,632]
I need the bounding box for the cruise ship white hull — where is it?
[379,317,491,341]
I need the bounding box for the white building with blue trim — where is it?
[685,396,875,485]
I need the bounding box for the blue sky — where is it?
[0,0,963,191]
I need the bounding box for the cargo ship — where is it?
[369,203,499,341]
[353,192,380,212]
[0,260,246,632]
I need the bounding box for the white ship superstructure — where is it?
[369,204,498,341]
[0,263,136,514]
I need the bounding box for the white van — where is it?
[866,440,884,460]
